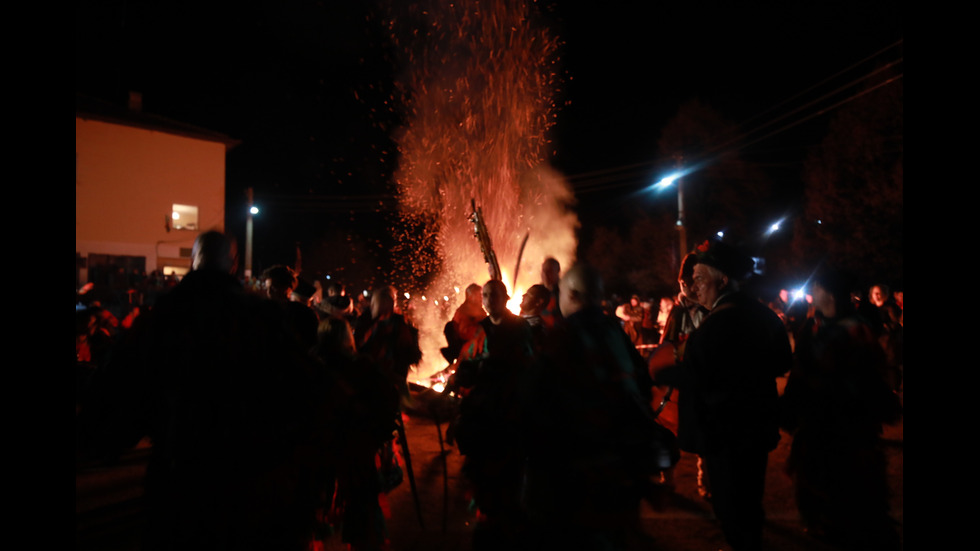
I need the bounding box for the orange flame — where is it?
[387,0,579,380]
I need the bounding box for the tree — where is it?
[582,212,677,299]
[793,77,903,286]
[657,99,776,247]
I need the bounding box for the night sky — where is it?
[76,0,903,281]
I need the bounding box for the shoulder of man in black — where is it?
[691,291,791,378]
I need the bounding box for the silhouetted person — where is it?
[615,294,645,348]
[454,279,534,551]
[538,257,563,330]
[311,316,400,551]
[261,264,319,352]
[519,283,550,351]
[653,240,791,551]
[318,281,357,322]
[525,264,671,551]
[442,283,486,363]
[781,268,901,550]
[78,231,328,550]
[649,251,709,495]
[357,285,422,403]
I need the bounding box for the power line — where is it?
[567,40,903,194]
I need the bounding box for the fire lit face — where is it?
[870,286,886,307]
[482,282,510,319]
[520,292,543,315]
[465,286,483,306]
[371,292,393,320]
[679,277,696,301]
[692,263,727,310]
[812,282,835,318]
[541,260,560,289]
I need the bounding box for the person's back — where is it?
[358,286,422,401]
[680,291,789,453]
[79,232,328,550]
[525,265,668,551]
[781,270,901,550]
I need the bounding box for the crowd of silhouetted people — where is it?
[76,231,902,551]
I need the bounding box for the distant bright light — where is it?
[404,292,411,299]
[656,174,679,188]
[172,212,180,220]
[249,206,259,215]
[421,295,427,301]
[816,219,823,225]
[454,286,460,294]
[765,218,786,237]
[650,166,698,192]
[443,295,450,302]
[326,275,331,280]
[362,290,368,297]
[716,231,724,239]
[793,288,806,301]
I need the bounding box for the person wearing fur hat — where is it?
[653,239,792,550]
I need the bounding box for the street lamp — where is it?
[653,165,689,261]
[765,218,785,237]
[245,188,258,279]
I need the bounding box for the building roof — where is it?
[76,94,240,150]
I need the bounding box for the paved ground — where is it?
[76,385,903,550]
[379,388,903,551]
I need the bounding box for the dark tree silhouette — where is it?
[792,78,903,285]
[583,212,678,299]
[657,99,776,246]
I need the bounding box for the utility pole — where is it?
[674,156,687,260]
[245,187,254,279]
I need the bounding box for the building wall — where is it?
[75,117,226,277]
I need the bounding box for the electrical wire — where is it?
[568,40,903,195]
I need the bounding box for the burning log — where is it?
[469,199,502,282]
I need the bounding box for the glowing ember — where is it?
[387,0,579,380]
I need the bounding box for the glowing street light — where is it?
[652,165,688,260]
[765,217,787,237]
[245,188,257,279]
[654,173,680,189]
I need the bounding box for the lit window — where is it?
[171,204,199,231]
